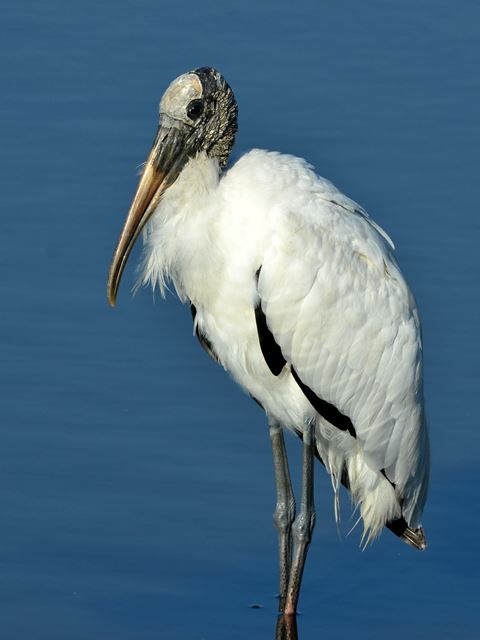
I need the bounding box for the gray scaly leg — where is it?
[284,420,316,615]
[269,418,296,613]
[275,613,299,640]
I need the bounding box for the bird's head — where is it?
[107,67,237,306]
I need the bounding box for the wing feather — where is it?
[257,192,428,521]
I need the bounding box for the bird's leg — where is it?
[275,613,299,640]
[269,418,296,613]
[284,420,316,615]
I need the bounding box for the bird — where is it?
[107,67,430,615]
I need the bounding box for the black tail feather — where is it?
[293,427,427,550]
[386,517,427,550]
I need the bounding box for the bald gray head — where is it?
[158,67,238,169]
[107,68,238,305]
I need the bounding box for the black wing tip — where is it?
[386,517,427,551]
[297,428,428,551]
[254,268,287,376]
[291,367,357,438]
[190,303,221,364]
[254,304,287,375]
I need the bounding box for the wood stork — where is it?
[108,67,429,615]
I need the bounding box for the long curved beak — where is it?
[107,123,191,306]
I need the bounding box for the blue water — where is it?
[1,0,479,638]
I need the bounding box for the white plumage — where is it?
[108,68,429,614]
[139,148,429,542]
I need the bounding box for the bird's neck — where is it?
[138,152,223,304]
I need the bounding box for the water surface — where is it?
[1,1,479,638]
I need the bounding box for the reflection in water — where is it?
[275,614,298,640]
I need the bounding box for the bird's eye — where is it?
[187,99,204,120]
